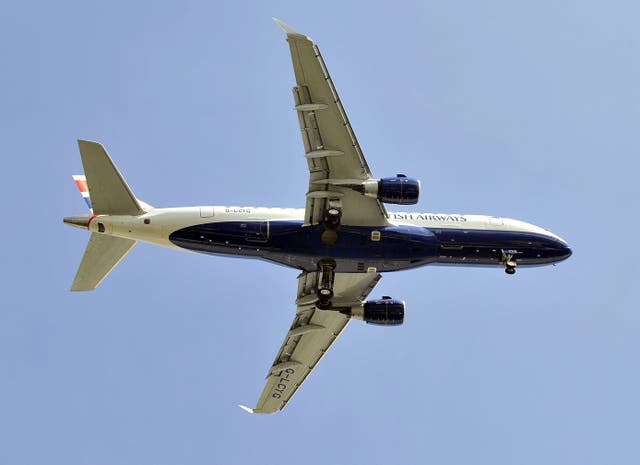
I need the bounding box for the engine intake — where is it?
[362,297,405,326]
[363,174,420,205]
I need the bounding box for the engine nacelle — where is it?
[361,297,405,326]
[363,174,420,205]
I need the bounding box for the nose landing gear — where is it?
[501,249,518,275]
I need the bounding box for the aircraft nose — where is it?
[552,238,572,261]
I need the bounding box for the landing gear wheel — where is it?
[318,288,333,299]
[316,287,333,308]
[323,207,342,227]
[316,301,332,310]
[501,249,518,275]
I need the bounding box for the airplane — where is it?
[64,19,572,414]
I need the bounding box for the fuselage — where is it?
[80,206,571,273]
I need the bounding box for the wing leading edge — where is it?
[240,271,382,414]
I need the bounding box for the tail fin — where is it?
[77,140,144,215]
[71,233,137,291]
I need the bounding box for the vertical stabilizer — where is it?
[71,233,137,291]
[77,140,144,215]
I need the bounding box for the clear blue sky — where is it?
[1,1,638,464]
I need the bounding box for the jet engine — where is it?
[346,296,405,326]
[362,174,420,205]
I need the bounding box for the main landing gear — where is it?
[316,258,336,309]
[501,249,517,275]
[320,202,342,246]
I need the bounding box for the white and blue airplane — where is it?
[64,19,571,414]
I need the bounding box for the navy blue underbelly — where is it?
[168,221,569,272]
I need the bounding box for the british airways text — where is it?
[392,213,467,222]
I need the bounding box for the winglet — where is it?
[272,18,310,40]
[238,405,255,414]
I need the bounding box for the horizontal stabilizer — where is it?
[78,140,144,216]
[71,233,137,291]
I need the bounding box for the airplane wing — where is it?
[240,270,382,414]
[275,19,390,227]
